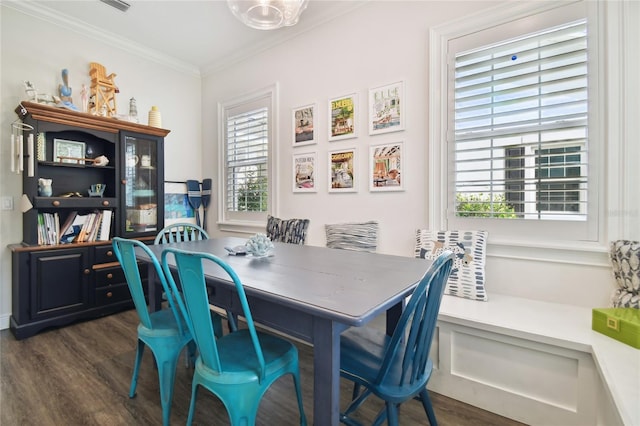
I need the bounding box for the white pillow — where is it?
[415,230,488,301]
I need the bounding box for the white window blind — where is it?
[452,20,588,221]
[225,106,269,213]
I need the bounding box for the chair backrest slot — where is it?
[155,223,209,245]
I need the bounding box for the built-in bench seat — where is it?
[430,293,639,426]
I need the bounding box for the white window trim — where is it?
[217,83,279,233]
[428,0,624,265]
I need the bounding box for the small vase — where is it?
[148,106,162,128]
[38,178,52,197]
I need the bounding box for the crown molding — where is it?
[2,1,200,77]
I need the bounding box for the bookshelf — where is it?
[9,102,168,339]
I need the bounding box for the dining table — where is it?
[138,236,433,426]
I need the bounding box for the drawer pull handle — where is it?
[106,292,113,298]
[84,269,91,275]
[52,200,60,207]
[107,273,113,279]
[102,200,110,206]
[107,250,113,257]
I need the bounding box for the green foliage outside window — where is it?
[237,171,267,212]
[456,193,517,218]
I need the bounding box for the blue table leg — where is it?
[386,301,404,336]
[313,318,341,426]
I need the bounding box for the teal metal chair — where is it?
[154,222,209,244]
[112,237,196,426]
[339,251,455,426]
[161,248,307,426]
[155,223,237,334]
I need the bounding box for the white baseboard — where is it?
[0,313,11,331]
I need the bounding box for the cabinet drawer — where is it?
[95,264,147,287]
[95,267,125,287]
[95,283,132,306]
[95,245,117,264]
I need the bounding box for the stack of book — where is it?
[58,210,113,244]
[37,212,60,246]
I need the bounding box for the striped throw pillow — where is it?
[325,221,378,253]
[266,215,310,245]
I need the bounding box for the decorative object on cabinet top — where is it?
[15,102,170,137]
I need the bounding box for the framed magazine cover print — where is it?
[328,93,358,141]
[329,148,357,192]
[368,81,405,135]
[370,142,404,192]
[292,104,316,146]
[293,152,317,192]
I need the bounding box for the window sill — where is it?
[217,220,265,235]
[486,239,609,267]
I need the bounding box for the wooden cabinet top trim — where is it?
[16,102,170,137]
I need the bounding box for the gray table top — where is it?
[142,236,432,327]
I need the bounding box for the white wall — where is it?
[0,5,202,328]
[203,1,636,308]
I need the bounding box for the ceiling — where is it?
[6,0,366,75]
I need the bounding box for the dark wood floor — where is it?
[1,309,526,425]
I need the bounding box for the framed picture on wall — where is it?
[164,181,196,226]
[370,142,404,192]
[328,93,358,141]
[293,152,317,193]
[329,148,357,192]
[292,104,316,146]
[368,81,405,135]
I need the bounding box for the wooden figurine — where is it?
[88,62,118,117]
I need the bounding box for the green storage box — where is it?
[592,308,640,349]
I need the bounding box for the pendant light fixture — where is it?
[227,0,309,30]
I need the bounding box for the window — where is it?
[453,21,588,221]
[219,86,277,227]
[430,1,601,244]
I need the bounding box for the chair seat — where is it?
[137,308,190,338]
[196,329,298,382]
[340,326,433,401]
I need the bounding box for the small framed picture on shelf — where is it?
[368,81,405,135]
[293,152,317,193]
[328,93,358,141]
[370,142,404,192]
[329,148,357,193]
[164,181,197,226]
[292,104,316,146]
[53,139,85,163]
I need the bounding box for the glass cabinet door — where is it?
[121,133,162,236]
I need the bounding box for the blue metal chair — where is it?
[112,237,196,426]
[154,222,209,244]
[155,223,237,334]
[339,251,455,426]
[161,248,307,426]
